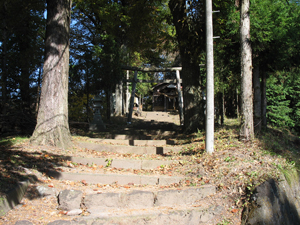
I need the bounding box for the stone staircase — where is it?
[47,135,221,224]
[11,117,229,225]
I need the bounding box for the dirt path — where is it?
[139,111,180,123]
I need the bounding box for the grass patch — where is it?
[0,136,29,146]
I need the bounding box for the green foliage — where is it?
[95,34,122,92]
[69,94,94,122]
[267,69,300,131]
[0,0,45,104]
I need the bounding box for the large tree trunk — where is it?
[169,0,205,133]
[181,61,204,133]
[239,0,254,140]
[253,60,261,133]
[30,0,72,149]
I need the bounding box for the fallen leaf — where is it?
[81,180,88,185]
[231,208,238,213]
[58,211,67,215]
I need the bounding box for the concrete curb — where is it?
[78,142,182,155]
[0,180,29,216]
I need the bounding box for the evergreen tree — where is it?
[31,0,72,148]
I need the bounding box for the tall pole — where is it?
[206,0,214,153]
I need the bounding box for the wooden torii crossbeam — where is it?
[121,65,184,125]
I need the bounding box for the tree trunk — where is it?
[106,90,112,121]
[169,0,205,133]
[236,88,240,118]
[261,70,267,129]
[86,69,90,122]
[30,0,72,149]
[239,0,254,140]
[182,62,204,132]
[253,60,261,133]
[222,90,225,125]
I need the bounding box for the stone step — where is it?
[48,171,184,186]
[78,142,182,155]
[54,185,217,224]
[20,205,224,225]
[79,205,223,225]
[83,186,216,215]
[104,133,153,140]
[66,156,175,170]
[87,138,177,146]
[0,180,29,216]
[17,186,221,225]
[103,131,178,140]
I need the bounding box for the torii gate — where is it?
[121,65,184,125]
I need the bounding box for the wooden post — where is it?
[125,70,129,113]
[115,80,123,116]
[127,70,137,123]
[176,70,184,125]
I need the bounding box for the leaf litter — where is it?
[0,117,299,224]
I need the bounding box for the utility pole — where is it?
[205,0,214,153]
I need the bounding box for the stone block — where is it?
[58,190,83,211]
[123,191,155,208]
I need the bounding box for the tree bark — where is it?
[261,70,267,129]
[239,0,254,140]
[30,0,72,149]
[106,90,111,121]
[169,0,205,133]
[253,60,261,133]
[86,67,90,122]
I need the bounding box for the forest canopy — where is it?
[1,0,300,136]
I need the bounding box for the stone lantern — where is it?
[89,95,106,131]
